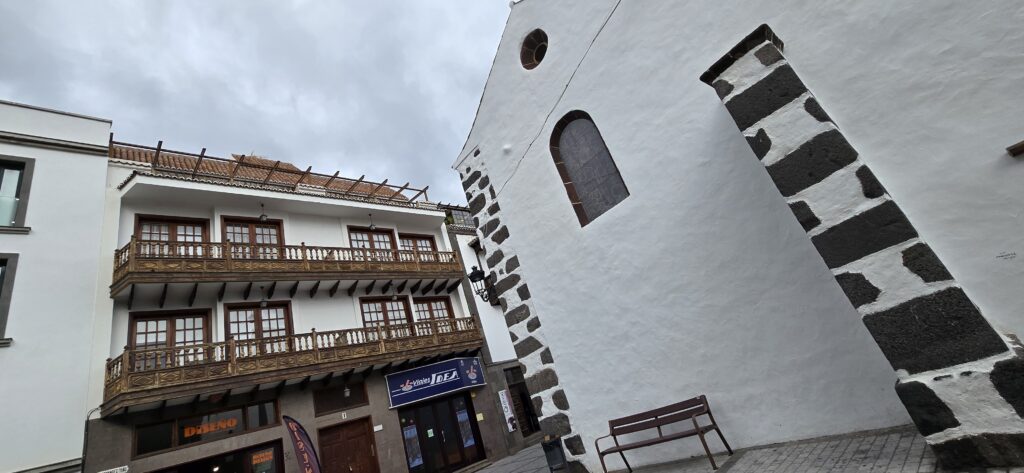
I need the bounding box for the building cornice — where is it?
[0,130,108,156]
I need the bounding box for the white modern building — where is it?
[0,97,536,473]
[453,1,1024,471]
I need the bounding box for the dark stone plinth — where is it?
[835,272,880,308]
[895,380,959,436]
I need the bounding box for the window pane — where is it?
[313,382,369,416]
[246,401,277,428]
[178,408,245,445]
[0,166,22,226]
[135,421,174,455]
[553,115,629,224]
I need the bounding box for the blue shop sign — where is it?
[386,357,485,408]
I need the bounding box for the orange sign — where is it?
[252,449,274,465]
[183,418,238,438]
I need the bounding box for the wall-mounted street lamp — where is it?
[258,203,269,223]
[468,266,499,305]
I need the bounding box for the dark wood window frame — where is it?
[347,225,398,250]
[398,233,438,251]
[0,253,19,347]
[221,215,286,259]
[313,381,371,416]
[359,296,414,327]
[0,155,34,233]
[549,110,630,227]
[132,401,281,458]
[134,214,211,242]
[411,296,455,321]
[128,309,213,348]
[223,300,295,341]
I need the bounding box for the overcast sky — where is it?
[0,1,509,204]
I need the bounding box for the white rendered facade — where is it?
[454,1,1024,470]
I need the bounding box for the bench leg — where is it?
[599,454,609,473]
[714,426,733,455]
[618,452,632,472]
[697,432,718,470]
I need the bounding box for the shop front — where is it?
[153,441,284,473]
[387,357,488,473]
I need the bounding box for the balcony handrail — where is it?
[104,317,477,387]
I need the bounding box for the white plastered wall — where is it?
[456,0,1024,469]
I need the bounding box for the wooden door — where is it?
[319,418,380,473]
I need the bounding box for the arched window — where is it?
[549,111,629,226]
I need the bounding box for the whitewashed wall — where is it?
[0,102,110,472]
[454,232,517,363]
[456,0,1024,469]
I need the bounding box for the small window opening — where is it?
[520,29,548,70]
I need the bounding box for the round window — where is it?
[520,29,548,70]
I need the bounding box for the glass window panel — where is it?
[178,408,245,445]
[0,165,23,226]
[135,421,174,455]
[246,401,277,428]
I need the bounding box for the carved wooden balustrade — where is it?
[111,236,463,296]
[102,317,482,415]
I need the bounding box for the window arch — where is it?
[549,111,629,226]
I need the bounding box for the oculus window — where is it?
[549,111,629,226]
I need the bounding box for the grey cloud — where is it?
[0,0,509,204]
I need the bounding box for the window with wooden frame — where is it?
[0,156,33,230]
[360,297,413,338]
[412,296,456,334]
[136,215,209,257]
[349,227,397,261]
[133,400,279,457]
[223,217,284,260]
[399,233,437,261]
[129,310,211,370]
[313,381,370,416]
[550,110,629,226]
[224,302,293,355]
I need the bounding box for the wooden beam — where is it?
[367,179,389,198]
[434,280,448,294]
[388,182,410,201]
[127,284,135,310]
[380,280,392,295]
[379,362,394,375]
[152,140,164,168]
[228,154,246,182]
[189,148,206,178]
[217,282,227,301]
[275,380,287,396]
[359,366,374,379]
[342,175,365,195]
[249,385,260,402]
[341,368,355,384]
[299,376,312,391]
[158,283,168,308]
[409,280,422,293]
[420,280,435,295]
[289,281,300,299]
[158,399,168,415]
[364,280,376,295]
[261,160,282,185]
[347,280,359,297]
[188,282,199,307]
[309,280,320,298]
[220,389,232,406]
[324,170,340,190]
[396,280,407,293]
[321,371,335,388]
[267,281,277,299]
[294,165,312,190]
[407,185,429,202]
[446,280,461,293]
[190,394,202,413]
[328,281,341,298]
[243,282,253,300]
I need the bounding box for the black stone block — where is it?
[834,272,880,308]
[491,226,510,244]
[517,283,531,301]
[526,316,540,332]
[486,249,505,269]
[767,130,858,197]
[712,79,734,99]
[991,357,1024,418]
[894,380,959,436]
[746,128,772,160]
[803,97,832,123]
[505,304,530,326]
[462,170,481,190]
[495,273,521,296]
[931,433,1024,468]
[563,435,586,455]
[754,44,783,66]
[514,336,543,358]
[725,64,808,131]
[505,256,520,273]
[811,201,918,269]
[480,218,500,237]
[863,287,1008,374]
[902,243,953,283]
[477,175,490,190]
[487,202,501,215]
[855,166,886,199]
[532,396,543,415]
[552,390,570,410]
[468,193,487,215]
[540,348,554,364]
[526,368,559,393]
[788,200,820,231]
[539,413,572,437]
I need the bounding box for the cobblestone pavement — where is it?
[475,427,1024,473]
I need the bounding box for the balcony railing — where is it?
[103,317,482,414]
[111,237,463,295]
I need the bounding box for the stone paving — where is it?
[475,427,1024,473]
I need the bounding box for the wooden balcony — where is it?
[102,317,482,416]
[110,237,464,296]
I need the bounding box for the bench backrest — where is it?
[608,395,709,436]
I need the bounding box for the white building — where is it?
[0,98,535,473]
[453,1,1024,471]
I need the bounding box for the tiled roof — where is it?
[110,142,419,202]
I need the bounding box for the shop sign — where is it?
[97,467,128,473]
[283,416,322,473]
[497,390,517,432]
[385,357,485,408]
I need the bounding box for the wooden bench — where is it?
[594,395,732,471]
